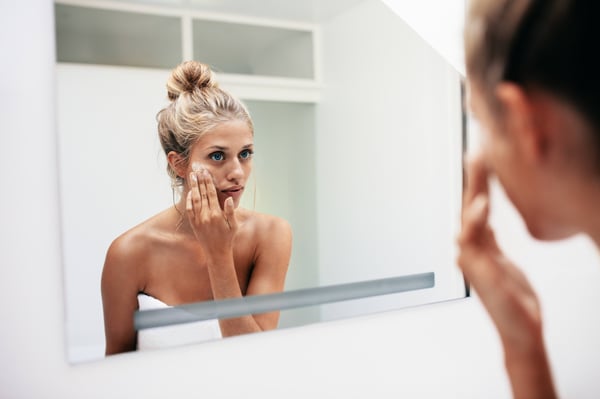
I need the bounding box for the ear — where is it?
[495,83,548,164]
[167,151,187,179]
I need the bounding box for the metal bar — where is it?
[134,272,435,330]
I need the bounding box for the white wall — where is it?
[56,65,172,362]
[316,0,465,320]
[382,0,466,75]
[2,1,600,398]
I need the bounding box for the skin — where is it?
[101,120,292,355]
[458,80,600,398]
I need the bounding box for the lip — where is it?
[220,186,244,196]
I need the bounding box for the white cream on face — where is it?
[191,162,205,172]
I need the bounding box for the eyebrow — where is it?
[206,144,254,151]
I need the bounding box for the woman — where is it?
[101,61,292,355]
[458,0,599,397]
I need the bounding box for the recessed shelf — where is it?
[55,4,182,69]
[192,19,314,79]
[54,1,320,102]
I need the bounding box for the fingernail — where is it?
[190,172,197,182]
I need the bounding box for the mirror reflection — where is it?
[56,0,466,363]
[101,59,294,355]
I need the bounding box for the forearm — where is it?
[504,341,558,399]
[205,249,264,337]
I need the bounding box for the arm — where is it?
[101,235,142,355]
[456,153,557,399]
[236,215,292,330]
[205,216,291,336]
[186,169,292,337]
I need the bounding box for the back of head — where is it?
[465,0,600,155]
[157,61,253,185]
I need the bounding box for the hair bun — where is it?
[166,61,218,101]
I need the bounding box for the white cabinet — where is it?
[55,5,182,69]
[191,19,314,79]
[54,1,320,102]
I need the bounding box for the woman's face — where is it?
[468,82,548,235]
[467,81,580,240]
[187,120,254,210]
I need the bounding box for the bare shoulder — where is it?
[102,213,167,290]
[104,228,144,268]
[102,228,144,293]
[239,209,292,241]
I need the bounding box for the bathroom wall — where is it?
[2,1,600,398]
[382,0,466,74]
[315,0,465,321]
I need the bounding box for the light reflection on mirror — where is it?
[56,0,466,363]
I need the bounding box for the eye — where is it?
[209,151,225,161]
[239,149,253,160]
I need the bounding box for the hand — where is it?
[456,152,544,353]
[457,151,556,398]
[186,168,238,252]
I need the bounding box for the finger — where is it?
[463,151,489,207]
[188,171,201,216]
[202,169,220,211]
[459,193,489,245]
[503,258,537,294]
[224,197,238,231]
[186,190,194,219]
[198,170,209,212]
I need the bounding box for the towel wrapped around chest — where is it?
[137,293,222,351]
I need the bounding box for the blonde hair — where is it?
[156,61,254,186]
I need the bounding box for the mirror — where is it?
[55,0,467,363]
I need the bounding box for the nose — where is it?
[227,158,244,182]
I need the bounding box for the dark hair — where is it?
[465,0,600,137]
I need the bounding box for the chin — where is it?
[525,220,578,242]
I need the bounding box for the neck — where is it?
[172,190,195,236]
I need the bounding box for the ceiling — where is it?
[98,0,368,23]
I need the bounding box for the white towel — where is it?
[137,293,222,351]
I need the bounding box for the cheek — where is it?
[478,118,510,173]
[190,159,209,172]
[481,137,498,170]
[191,162,222,184]
[482,136,513,196]
[238,160,252,177]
